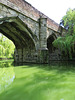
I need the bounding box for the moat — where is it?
[0,60,75,100]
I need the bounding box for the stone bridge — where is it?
[0,0,65,63]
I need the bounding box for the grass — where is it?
[0,61,75,100]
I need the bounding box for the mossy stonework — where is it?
[0,0,65,63]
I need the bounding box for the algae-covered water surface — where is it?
[0,60,75,100]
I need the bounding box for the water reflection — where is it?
[14,61,75,68]
[0,61,15,93]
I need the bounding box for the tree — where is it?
[53,8,75,59]
[0,34,15,58]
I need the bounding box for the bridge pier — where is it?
[14,17,49,63]
[14,48,36,63]
[14,48,48,63]
[38,17,48,63]
[38,49,48,63]
[39,17,47,49]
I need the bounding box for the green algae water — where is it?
[0,60,75,100]
[0,61,15,94]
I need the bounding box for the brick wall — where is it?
[7,0,60,32]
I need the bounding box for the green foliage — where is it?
[53,8,75,59]
[63,8,75,35]
[0,34,15,58]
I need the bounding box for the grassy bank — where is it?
[0,62,75,100]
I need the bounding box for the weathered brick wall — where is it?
[0,0,61,32]
[8,0,40,19]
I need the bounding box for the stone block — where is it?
[0,10,7,17]
[0,0,7,5]
[13,5,19,11]
[2,6,8,12]
[0,4,2,10]
[38,48,48,63]
[17,49,23,62]
[8,8,18,16]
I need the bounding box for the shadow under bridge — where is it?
[0,16,36,62]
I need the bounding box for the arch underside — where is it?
[47,34,57,53]
[0,16,35,50]
[47,34,62,61]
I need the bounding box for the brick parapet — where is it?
[0,0,61,32]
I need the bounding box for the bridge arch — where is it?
[47,33,57,53]
[0,16,38,62]
[0,3,40,63]
[0,16,36,49]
